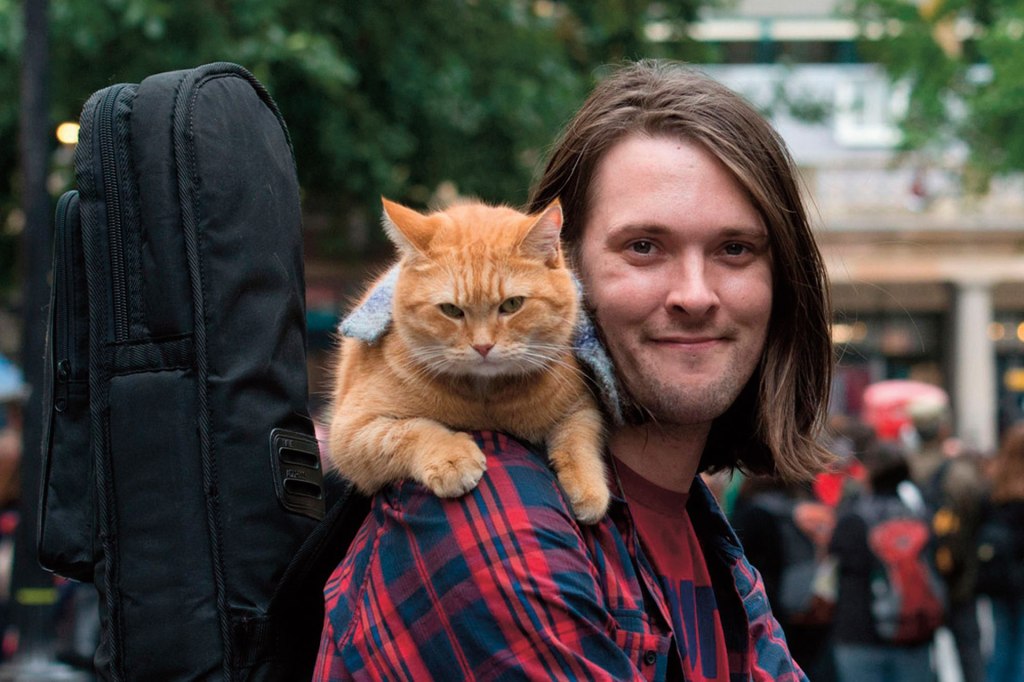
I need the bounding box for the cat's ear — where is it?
[381,197,432,257]
[520,199,564,268]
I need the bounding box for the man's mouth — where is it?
[651,335,725,348]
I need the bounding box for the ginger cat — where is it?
[326,198,609,523]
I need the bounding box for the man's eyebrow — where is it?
[606,223,768,238]
[719,226,769,239]
[605,223,674,238]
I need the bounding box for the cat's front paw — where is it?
[417,432,487,498]
[566,480,611,525]
[553,457,611,524]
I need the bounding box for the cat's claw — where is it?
[419,434,488,498]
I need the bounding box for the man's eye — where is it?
[723,242,750,256]
[629,240,654,255]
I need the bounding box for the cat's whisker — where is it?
[506,355,584,395]
[517,350,588,378]
[400,354,452,383]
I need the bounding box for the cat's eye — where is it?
[499,296,525,314]
[438,303,464,319]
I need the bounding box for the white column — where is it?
[953,280,997,452]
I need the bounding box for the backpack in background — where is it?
[858,497,947,645]
[923,461,970,586]
[37,63,335,680]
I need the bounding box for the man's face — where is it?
[578,134,772,428]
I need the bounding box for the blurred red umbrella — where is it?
[861,380,949,440]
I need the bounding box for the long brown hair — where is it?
[527,60,834,481]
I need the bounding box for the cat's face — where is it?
[383,199,578,380]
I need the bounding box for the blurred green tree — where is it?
[847,0,1024,193]
[0,0,709,276]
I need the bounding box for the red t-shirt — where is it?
[614,458,731,681]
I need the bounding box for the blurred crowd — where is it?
[715,382,1024,682]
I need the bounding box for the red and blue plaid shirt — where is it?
[315,432,805,681]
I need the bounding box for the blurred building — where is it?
[682,0,1024,451]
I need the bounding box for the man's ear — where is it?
[519,199,563,268]
[381,197,432,257]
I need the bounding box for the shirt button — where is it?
[643,650,657,666]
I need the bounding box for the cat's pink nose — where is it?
[473,343,494,358]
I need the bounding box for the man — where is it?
[315,60,834,680]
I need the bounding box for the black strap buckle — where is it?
[269,428,326,520]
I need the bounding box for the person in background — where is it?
[829,440,941,682]
[813,414,871,508]
[904,396,986,682]
[733,476,838,681]
[975,422,1024,682]
[0,399,21,515]
[315,59,836,680]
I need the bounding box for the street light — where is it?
[55,122,79,146]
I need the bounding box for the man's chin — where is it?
[621,386,736,428]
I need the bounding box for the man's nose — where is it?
[665,257,719,316]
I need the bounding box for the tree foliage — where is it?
[0,0,708,273]
[846,0,1024,191]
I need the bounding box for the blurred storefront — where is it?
[827,237,1024,451]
